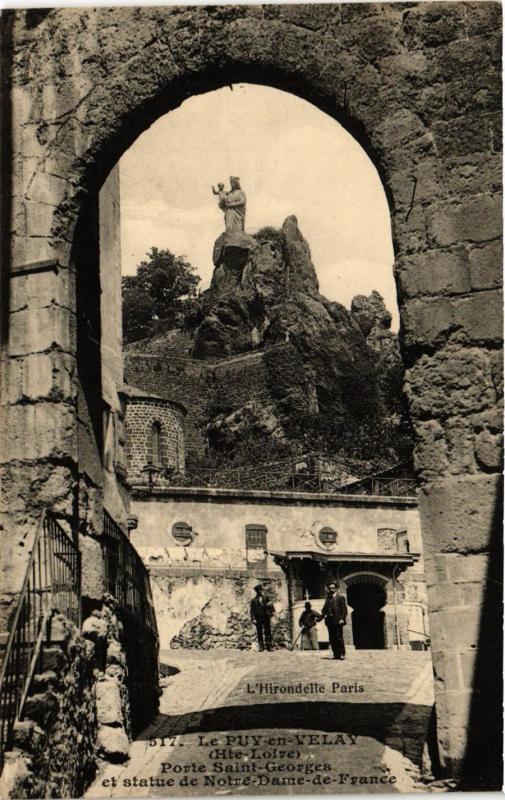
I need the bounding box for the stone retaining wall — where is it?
[124,343,304,461]
[0,597,160,799]
[150,571,289,651]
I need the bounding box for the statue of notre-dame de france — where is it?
[212,176,246,233]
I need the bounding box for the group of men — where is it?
[250,581,348,659]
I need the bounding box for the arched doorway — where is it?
[346,575,387,650]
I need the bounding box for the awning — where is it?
[267,549,419,567]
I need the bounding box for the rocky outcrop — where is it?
[198,218,407,463]
[193,215,320,359]
[126,216,409,467]
[350,290,405,415]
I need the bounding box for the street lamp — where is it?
[140,461,160,492]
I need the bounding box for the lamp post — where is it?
[140,461,160,492]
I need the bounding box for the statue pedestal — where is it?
[213,231,255,267]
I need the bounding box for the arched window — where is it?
[151,421,162,466]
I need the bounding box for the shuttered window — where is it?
[245,524,267,568]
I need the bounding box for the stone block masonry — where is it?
[125,394,186,484]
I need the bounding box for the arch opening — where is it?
[347,576,387,650]
[64,67,396,232]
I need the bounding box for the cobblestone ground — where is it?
[87,650,434,798]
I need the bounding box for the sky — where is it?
[119,83,398,329]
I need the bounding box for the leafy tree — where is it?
[122,247,200,343]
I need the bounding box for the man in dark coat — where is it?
[299,601,322,650]
[250,584,274,652]
[321,581,347,659]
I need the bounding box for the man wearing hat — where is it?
[250,584,275,652]
[321,581,348,659]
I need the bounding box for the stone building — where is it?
[122,385,186,483]
[0,3,502,793]
[129,481,429,654]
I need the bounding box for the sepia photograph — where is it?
[0,2,502,798]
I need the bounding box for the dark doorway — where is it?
[295,560,338,602]
[347,580,386,649]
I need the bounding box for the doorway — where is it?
[347,579,386,649]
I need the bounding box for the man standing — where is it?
[298,601,322,651]
[321,582,347,660]
[250,584,274,652]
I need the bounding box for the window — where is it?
[151,421,161,466]
[396,529,410,553]
[245,524,267,568]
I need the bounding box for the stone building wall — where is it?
[131,490,427,651]
[0,595,158,799]
[1,3,502,785]
[124,342,306,461]
[124,395,186,483]
[151,570,289,651]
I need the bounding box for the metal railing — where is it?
[102,511,158,637]
[337,477,417,497]
[0,510,80,773]
[169,465,291,491]
[166,469,416,497]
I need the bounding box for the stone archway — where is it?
[2,4,502,787]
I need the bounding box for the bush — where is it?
[253,226,285,251]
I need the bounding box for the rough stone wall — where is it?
[82,597,160,757]
[150,570,289,651]
[124,343,305,461]
[1,3,502,786]
[0,616,97,800]
[81,601,132,766]
[125,397,186,482]
[0,599,160,798]
[208,349,279,413]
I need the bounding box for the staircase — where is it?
[0,510,81,774]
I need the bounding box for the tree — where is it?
[122,247,200,343]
